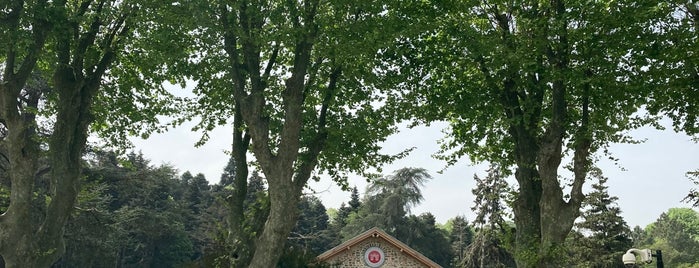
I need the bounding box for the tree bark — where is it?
[247,180,302,267]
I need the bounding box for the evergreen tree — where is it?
[55,150,199,267]
[348,186,361,211]
[365,167,433,230]
[287,196,332,255]
[400,213,454,267]
[202,167,270,267]
[447,216,474,266]
[219,156,236,187]
[463,165,515,268]
[339,168,453,266]
[568,167,632,268]
[246,170,266,205]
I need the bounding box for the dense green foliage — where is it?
[633,208,699,267]
[53,151,204,267]
[462,165,515,268]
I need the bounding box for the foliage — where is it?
[179,0,422,264]
[365,167,432,228]
[462,165,515,268]
[201,163,270,267]
[0,0,192,265]
[471,165,511,228]
[645,1,699,134]
[53,150,206,267]
[446,216,474,266]
[634,208,699,268]
[684,170,699,207]
[461,229,516,268]
[287,195,333,255]
[401,213,454,267]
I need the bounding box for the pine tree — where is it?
[570,167,632,268]
[348,186,361,211]
[448,216,474,265]
[463,164,515,268]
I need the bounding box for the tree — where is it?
[446,216,474,266]
[463,165,515,268]
[0,0,189,266]
[401,213,454,267]
[645,2,699,134]
[183,1,419,265]
[327,186,360,247]
[205,158,269,267]
[348,186,361,211]
[287,195,332,255]
[339,169,453,266]
[54,150,204,267]
[382,1,659,266]
[366,167,433,229]
[567,167,632,268]
[684,171,699,208]
[637,208,699,267]
[635,1,699,214]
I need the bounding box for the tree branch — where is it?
[293,67,340,190]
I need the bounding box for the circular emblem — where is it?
[363,246,385,267]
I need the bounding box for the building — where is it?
[317,227,442,268]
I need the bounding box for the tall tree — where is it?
[638,208,699,267]
[287,195,332,255]
[401,213,454,267]
[646,2,699,134]
[348,186,361,211]
[447,216,474,266]
[567,167,632,268]
[183,1,421,266]
[365,167,433,229]
[463,165,515,268]
[382,1,658,266]
[638,1,699,211]
[338,169,453,265]
[0,1,188,266]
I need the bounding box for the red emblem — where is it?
[368,250,382,263]
[364,246,385,267]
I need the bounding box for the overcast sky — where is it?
[131,117,699,228]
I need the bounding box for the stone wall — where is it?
[323,237,429,268]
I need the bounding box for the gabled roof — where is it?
[317,227,443,268]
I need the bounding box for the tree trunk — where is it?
[228,106,256,267]
[0,81,65,267]
[512,166,542,268]
[247,180,301,267]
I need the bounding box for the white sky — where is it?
[131,117,699,228]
